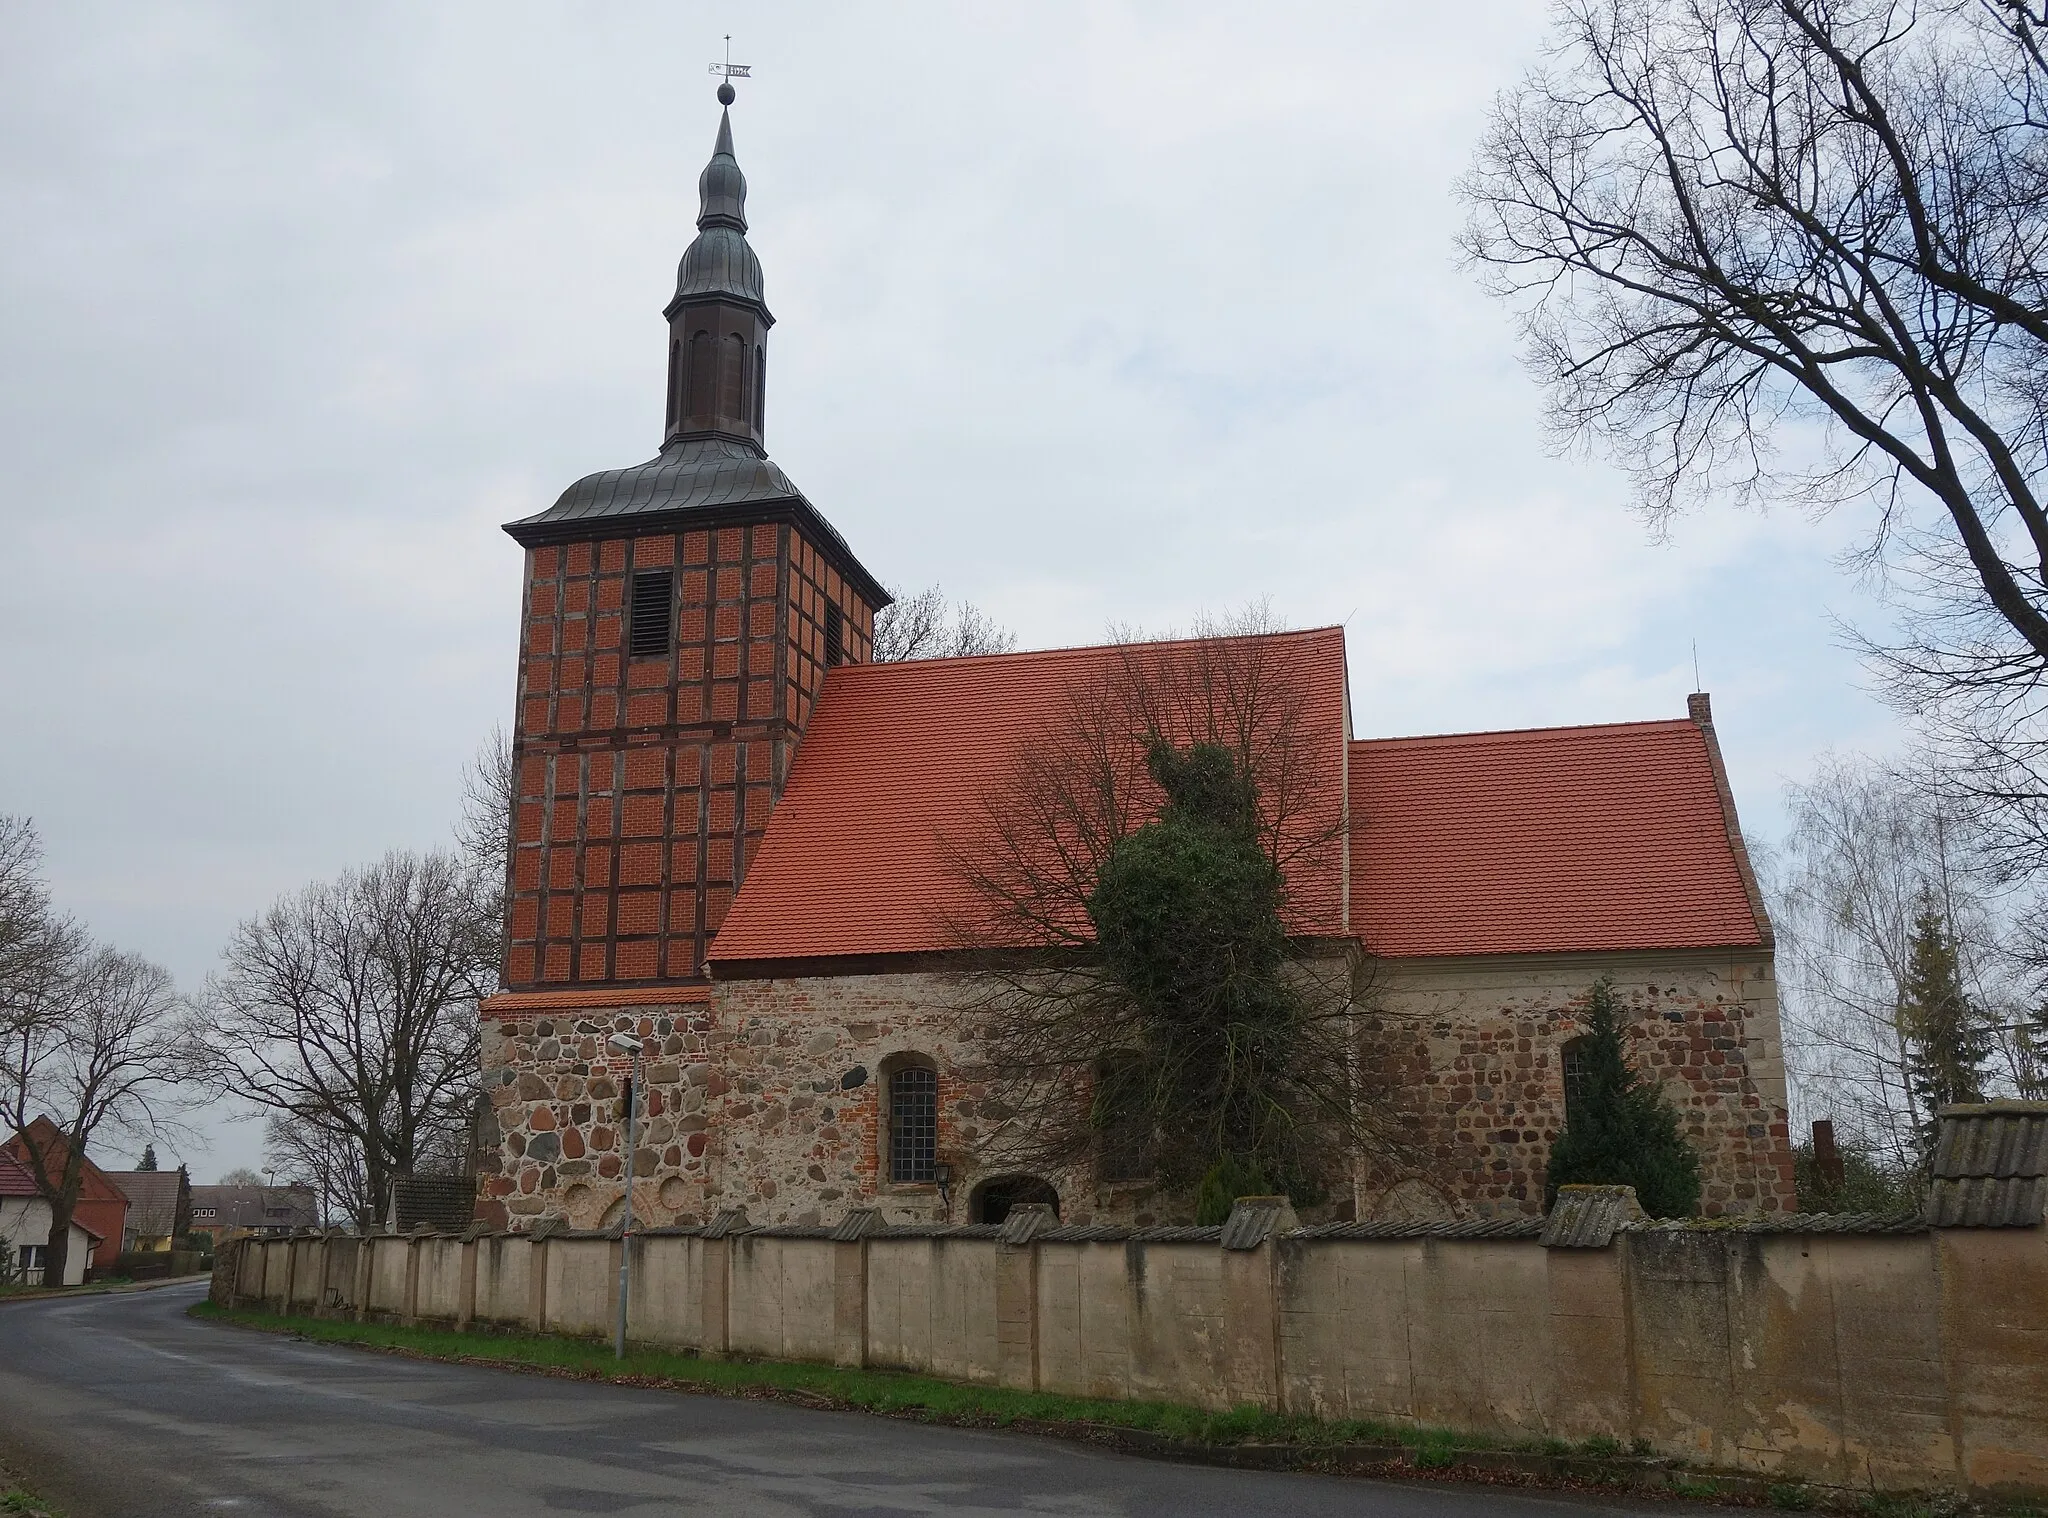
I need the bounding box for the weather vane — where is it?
[709,34,751,83]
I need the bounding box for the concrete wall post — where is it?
[528,1224,555,1332]
[830,1208,879,1368]
[995,1203,1054,1391]
[1219,1197,1296,1412]
[701,1207,747,1355]
[352,1237,372,1323]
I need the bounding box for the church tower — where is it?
[498,83,889,991]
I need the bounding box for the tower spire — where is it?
[662,81,773,449]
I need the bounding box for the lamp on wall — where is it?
[933,1161,952,1212]
[605,1030,644,1360]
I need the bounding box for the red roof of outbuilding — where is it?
[1347,718,1765,957]
[708,629,1351,964]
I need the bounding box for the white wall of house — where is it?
[0,1196,92,1286]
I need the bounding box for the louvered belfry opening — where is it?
[824,603,844,666]
[629,570,673,658]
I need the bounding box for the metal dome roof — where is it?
[668,108,768,315]
[673,225,765,308]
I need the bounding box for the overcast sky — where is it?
[1,2,1904,1177]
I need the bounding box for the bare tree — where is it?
[1771,751,2024,1168]
[457,726,515,901]
[872,585,1018,663]
[945,611,1413,1212]
[216,1167,265,1187]
[1,947,192,1286]
[261,1113,360,1227]
[1463,0,2048,861]
[0,817,83,1046]
[197,851,493,1228]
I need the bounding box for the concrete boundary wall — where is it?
[212,1205,2047,1497]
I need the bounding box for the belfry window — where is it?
[686,331,713,419]
[629,570,673,658]
[721,333,746,419]
[824,603,844,666]
[888,1064,938,1183]
[753,345,766,431]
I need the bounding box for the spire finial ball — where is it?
[717,80,735,106]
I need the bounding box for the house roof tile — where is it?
[0,1153,38,1198]
[1348,718,1766,957]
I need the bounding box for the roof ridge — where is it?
[831,624,1346,676]
[1352,715,1698,748]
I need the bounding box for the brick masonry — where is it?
[507,525,874,989]
[479,950,1796,1230]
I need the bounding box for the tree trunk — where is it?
[42,1198,73,1286]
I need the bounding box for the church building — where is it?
[476,88,1797,1231]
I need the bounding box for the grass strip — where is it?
[189,1300,1530,1454]
[0,1459,63,1518]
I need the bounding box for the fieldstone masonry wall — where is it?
[215,1199,2048,1497]
[481,947,1795,1230]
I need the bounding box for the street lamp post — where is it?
[606,1030,644,1360]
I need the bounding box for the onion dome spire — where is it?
[660,82,774,450]
[698,87,747,232]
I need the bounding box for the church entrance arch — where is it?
[970,1175,1060,1225]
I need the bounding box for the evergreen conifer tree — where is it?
[1545,978,1702,1217]
[136,1144,157,1171]
[1896,897,1991,1158]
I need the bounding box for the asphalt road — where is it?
[0,1283,1683,1518]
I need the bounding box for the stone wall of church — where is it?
[1356,948,1795,1220]
[480,946,1795,1232]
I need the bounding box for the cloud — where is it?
[0,1,1908,1172]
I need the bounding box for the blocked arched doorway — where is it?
[970,1175,1060,1225]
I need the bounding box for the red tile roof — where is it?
[709,629,1351,964]
[708,624,1765,968]
[0,1152,38,1198]
[1348,718,1765,957]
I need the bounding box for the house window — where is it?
[17,1244,46,1284]
[630,570,673,658]
[888,1063,938,1183]
[824,603,844,667]
[1561,1036,1593,1127]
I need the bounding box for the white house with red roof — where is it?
[474,86,1794,1232]
[0,1152,101,1287]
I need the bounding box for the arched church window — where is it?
[1561,1035,1593,1127]
[720,333,746,419]
[887,1062,938,1184]
[686,331,713,420]
[753,345,765,431]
